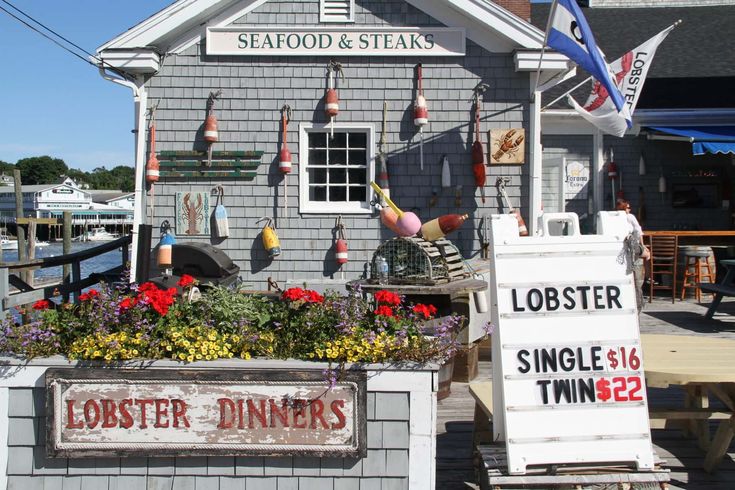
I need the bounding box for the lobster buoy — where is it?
[279,105,292,174]
[335,239,348,265]
[146,123,159,184]
[259,217,281,258]
[608,160,618,179]
[157,224,176,270]
[325,88,339,118]
[335,216,348,265]
[204,114,219,143]
[413,64,428,127]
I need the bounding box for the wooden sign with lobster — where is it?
[489,128,525,164]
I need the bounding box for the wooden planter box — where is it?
[0,357,439,490]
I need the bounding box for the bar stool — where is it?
[680,246,716,302]
[649,235,678,303]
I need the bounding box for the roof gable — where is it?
[98,0,545,57]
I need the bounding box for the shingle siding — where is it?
[146,0,529,288]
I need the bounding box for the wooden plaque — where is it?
[46,368,367,458]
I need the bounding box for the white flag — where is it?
[569,26,674,137]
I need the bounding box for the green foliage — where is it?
[16,156,68,185]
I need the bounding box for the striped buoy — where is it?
[325,61,342,118]
[279,105,292,174]
[335,216,348,265]
[146,124,159,184]
[203,114,218,143]
[413,64,429,128]
[157,222,176,269]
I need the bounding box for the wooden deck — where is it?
[436,297,735,489]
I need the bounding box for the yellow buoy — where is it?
[258,217,281,258]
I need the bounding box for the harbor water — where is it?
[2,241,125,284]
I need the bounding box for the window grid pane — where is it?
[307,130,368,205]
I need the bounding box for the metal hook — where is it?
[327,60,344,78]
[470,82,490,105]
[256,216,273,229]
[160,219,171,235]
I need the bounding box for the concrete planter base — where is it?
[0,357,439,490]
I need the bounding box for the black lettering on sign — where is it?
[528,289,543,312]
[606,286,622,309]
[517,350,531,374]
[510,285,625,313]
[591,346,603,370]
[593,286,605,309]
[511,289,525,312]
[545,287,559,311]
[559,348,575,372]
[540,348,557,373]
[563,287,576,310]
[537,380,551,405]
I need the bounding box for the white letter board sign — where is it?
[488,213,654,474]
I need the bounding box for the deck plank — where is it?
[435,297,735,489]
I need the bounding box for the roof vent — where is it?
[320,0,354,23]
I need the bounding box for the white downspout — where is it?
[98,68,148,281]
[528,73,542,235]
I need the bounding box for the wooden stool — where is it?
[680,246,716,301]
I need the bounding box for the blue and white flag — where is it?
[547,0,626,113]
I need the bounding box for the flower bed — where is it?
[1,276,463,374]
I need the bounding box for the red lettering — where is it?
[65,400,83,429]
[134,399,154,429]
[309,399,329,429]
[269,398,289,428]
[217,398,236,429]
[237,399,245,429]
[84,399,101,429]
[101,399,118,428]
[247,399,268,429]
[172,399,190,428]
[331,400,346,429]
[293,399,307,428]
[119,399,134,429]
[154,399,169,428]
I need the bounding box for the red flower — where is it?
[138,282,158,293]
[374,305,394,317]
[304,290,324,303]
[32,299,51,311]
[87,289,99,297]
[119,297,135,311]
[282,287,305,301]
[177,274,195,287]
[79,293,90,301]
[374,290,401,306]
[413,303,438,319]
[137,285,177,316]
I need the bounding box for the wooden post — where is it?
[63,212,72,302]
[27,220,36,288]
[13,170,27,282]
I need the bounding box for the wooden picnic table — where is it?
[641,333,735,473]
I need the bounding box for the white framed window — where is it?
[320,0,355,23]
[299,123,375,214]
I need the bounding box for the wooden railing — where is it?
[0,235,131,310]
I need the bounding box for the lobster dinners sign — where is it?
[46,369,367,458]
[206,27,465,56]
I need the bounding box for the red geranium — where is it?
[177,274,195,287]
[412,303,438,319]
[79,289,99,302]
[32,299,51,311]
[118,297,136,311]
[304,290,324,304]
[374,290,401,306]
[137,285,177,316]
[282,287,305,301]
[374,305,394,317]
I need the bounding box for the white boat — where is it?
[73,227,120,242]
[0,236,17,250]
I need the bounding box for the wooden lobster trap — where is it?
[370,237,470,285]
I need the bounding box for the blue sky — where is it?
[0,0,171,171]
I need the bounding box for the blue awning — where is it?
[648,126,735,155]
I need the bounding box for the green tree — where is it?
[16,156,68,185]
[0,160,14,175]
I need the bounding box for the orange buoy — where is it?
[335,216,348,265]
[325,61,342,119]
[146,122,159,184]
[421,214,469,242]
[204,114,219,143]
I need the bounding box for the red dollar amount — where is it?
[595,376,644,402]
[606,346,641,370]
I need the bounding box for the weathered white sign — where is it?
[488,212,654,474]
[564,158,590,199]
[206,27,465,56]
[46,369,366,458]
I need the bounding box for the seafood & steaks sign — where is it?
[206,27,466,56]
[46,369,367,457]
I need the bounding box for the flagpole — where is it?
[542,20,682,111]
[531,0,560,100]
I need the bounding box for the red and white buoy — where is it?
[335,216,348,277]
[325,61,343,138]
[204,90,222,166]
[608,147,618,208]
[279,105,292,216]
[146,107,159,185]
[413,63,429,171]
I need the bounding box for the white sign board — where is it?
[564,158,590,199]
[489,213,654,474]
[206,27,465,56]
